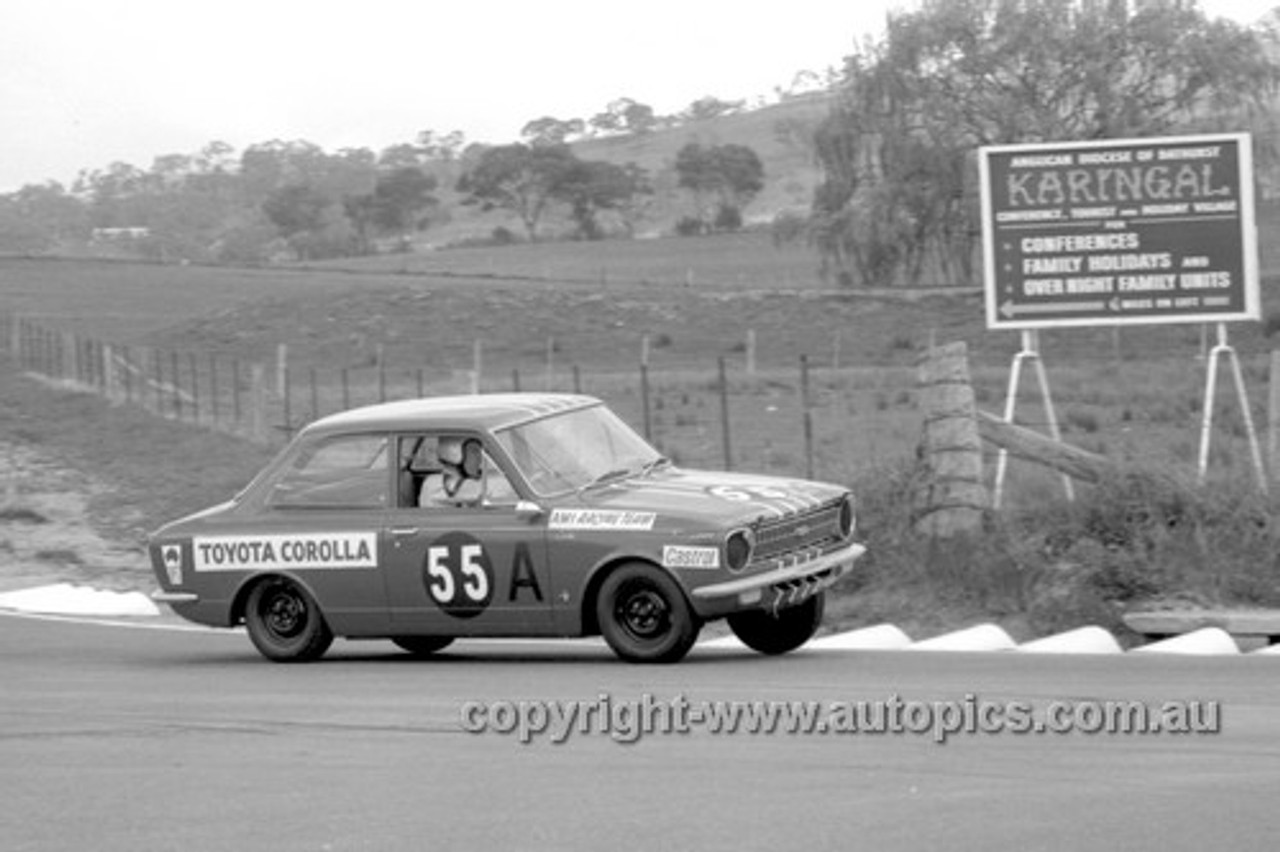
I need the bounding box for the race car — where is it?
[149,393,865,663]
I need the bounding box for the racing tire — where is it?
[596,563,701,664]
[391,636,455,656]
[727,592,825,656]
[244,577,334,663]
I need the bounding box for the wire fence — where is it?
[11,306,1280,500]
[2,311,926,485]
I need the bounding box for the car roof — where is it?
[302,392,602,437]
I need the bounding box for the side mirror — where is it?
[515,500,544,521]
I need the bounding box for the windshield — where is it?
[495,404,662,496]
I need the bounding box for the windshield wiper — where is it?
[580,468,633,491]
[640,456,672,476]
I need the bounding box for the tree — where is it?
[456,143,579,241]
[0,182,88,253]
[416,129,467,161]
[76,161,151,227]
[811,0,1280,288]
[681,96,746,122]
[521,116,586,147]
[345,167,439,252]
[263,183,334,259]
[558,160,651,239]
[378,143,427,170]
[674,142,765,233]
[589,98,658,136]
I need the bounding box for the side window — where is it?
[400,433,519,509]
[270,434,389,508]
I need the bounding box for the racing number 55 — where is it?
[422,534,495,618]
[427,543,487,603]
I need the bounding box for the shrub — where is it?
[675,216,705,237]
[770,211,808,248]
[835,457,1280,640]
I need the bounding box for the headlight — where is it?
[838,494,856,539]
[725,528,755,573]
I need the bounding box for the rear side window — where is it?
[269,434,389,508]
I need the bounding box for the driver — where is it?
[419,436,484,506]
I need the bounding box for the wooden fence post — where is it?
[209,353,220,425]
[718,356,732,471]
[103,344,116,401]
[1268,350,1280,481]
[152,349,163,415]
[188,352,200,423]
[282,362,292,435]
[914,341,987,537]
[276,343,288,400]
[251,364,266,443]
[122,345,133,404]
[545,337,555,390]
[310,367,319,422]
[640,363,652,441]
[171,350,182,418]
[232,358,242,426]
[800,354,814,481]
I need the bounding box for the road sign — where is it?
[979,133,1259,329]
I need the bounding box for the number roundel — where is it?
[422,532,494,619]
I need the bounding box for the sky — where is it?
[0,0,1271,193]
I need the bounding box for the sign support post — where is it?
[993,330,1073,508]
[1198,322,1266,491]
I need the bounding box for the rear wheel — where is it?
[244,577,333,662]
[727,592,825,656]
[391,636,455,656]
[596,563,700,664]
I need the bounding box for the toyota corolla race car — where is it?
[149,393,865,663]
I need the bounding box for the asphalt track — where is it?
[2,612,1278,852]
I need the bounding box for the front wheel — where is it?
[596,563,701,664]
[391,636,455,656]
[727,592,825,656]
[244,577,334,663]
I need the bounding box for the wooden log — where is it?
[975,409,1109,483]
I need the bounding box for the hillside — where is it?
[420,94,835,246]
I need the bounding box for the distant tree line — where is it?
[0,87,794,263]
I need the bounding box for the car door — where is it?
[380,434,554,635]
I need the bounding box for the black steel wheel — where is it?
[727,591,825,656]
[390,636,455,656]
[596,563,700,664]
[244,577,334,663]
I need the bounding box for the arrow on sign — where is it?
[999,300,1109,318]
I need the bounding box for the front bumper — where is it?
[691,541,865,610]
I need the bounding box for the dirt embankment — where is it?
[0,439,151,593]
[0,362,276,594]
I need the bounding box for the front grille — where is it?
[752,501,844,562]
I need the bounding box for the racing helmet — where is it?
[437,436,464,466]
[438,437,483,478]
